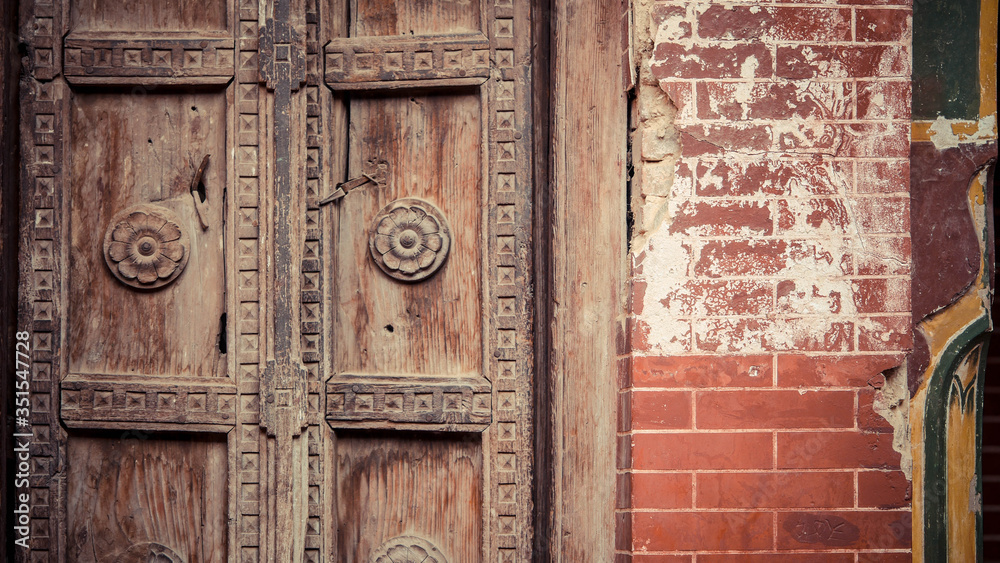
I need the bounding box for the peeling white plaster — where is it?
[927,114,998,150]
[874,363,912,480]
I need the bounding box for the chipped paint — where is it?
[875,363,913,480]
[923,115,998,149]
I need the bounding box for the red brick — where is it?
[631,318,652,352]
[856,159,910,193]
[858,388,894,432]
[694,317,776,353]
[695,240,788,278]
[633,511,773,551]
[855,236,911,275]
[632,280,647,315]
[659,279,775,318]
[775,279,845,315]
[774,121,841,154]
[858,315,912,352]
[697,82,852,121]
[620,390,633,432]
[776,45,910,79]
[776,198,851,235]
[777,510,911,549]
[618,356,633,389]
[857,552,912,563]
[633,391,692,429]
[657,81,693,119]
[856,8,912,42]
[633,556,692,563]
[633,556,693,563]
[839,122,910,158]
[619,433,632,469]
[852,278,910,313]
[617,471,632,509]
[695,157,849,197]
[679,124,773,157]
[697,6,852,42]
[633,432,773,470]
[632,472,693,509]
[777,354,903,387]
[633,355,773,388]
[650,4,691,40]
[697,471,853,508]
[697,390,855,429]
[787,239,853,275]
[853,197,910,233]
[775,319,855,353]
[690,279,774,316]
[616,511,631,551]
[840,0,910,5]
[700,554,854,563]
[857,80,911,120]
[777,431,901,469]
[668,200,773,236]
[858,470,911,508]
[652,42,772,80]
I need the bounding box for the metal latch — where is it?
[190,154,211,230]
[318,173,379,205]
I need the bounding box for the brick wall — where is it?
[622,0,914,559]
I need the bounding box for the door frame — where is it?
[0,0,628,559]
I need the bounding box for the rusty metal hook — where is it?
[318,173,379,205]
[190,154,210,230]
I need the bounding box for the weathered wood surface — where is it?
[68,91,227,378]
[334,91,483,377]
[548,0,627,559]
[324,34,490,90]
[353,0,481,36]
[327,375,492,426]
[15,0,559,560]
[1,0,20,554]
[63,35,236,84]
[335,431,483,563]
[69,0,228,32]
[66,433,228,562]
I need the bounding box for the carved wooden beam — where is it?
[324,33,490,90]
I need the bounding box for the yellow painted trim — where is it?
[912,387,927,563]
[910,170,992,561]
[980,0,997,118]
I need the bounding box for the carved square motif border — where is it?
[487,0,534,560]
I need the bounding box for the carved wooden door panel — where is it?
[317,0,536,561]
[17,0,535,559]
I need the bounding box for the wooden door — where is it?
[16,0,536,560]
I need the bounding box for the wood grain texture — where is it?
[68,91,227,378]
[335,431,482,563]
[69,0,228,33]
[334,91,482,377]
[0,0,19,554]
[66,433,228,562]
[549,0,627,559]
[354,0,481,36]
[324,34,490,90]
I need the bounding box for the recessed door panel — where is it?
[68,90,227,378]
[354,0,481,36]
[70,0,228,33]
[335,431,483,563]
[334,91,482,377]
[66,433,228,562]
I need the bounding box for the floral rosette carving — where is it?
[369,198,451,282]
[370,536,447,563]
[103,204,190,290]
